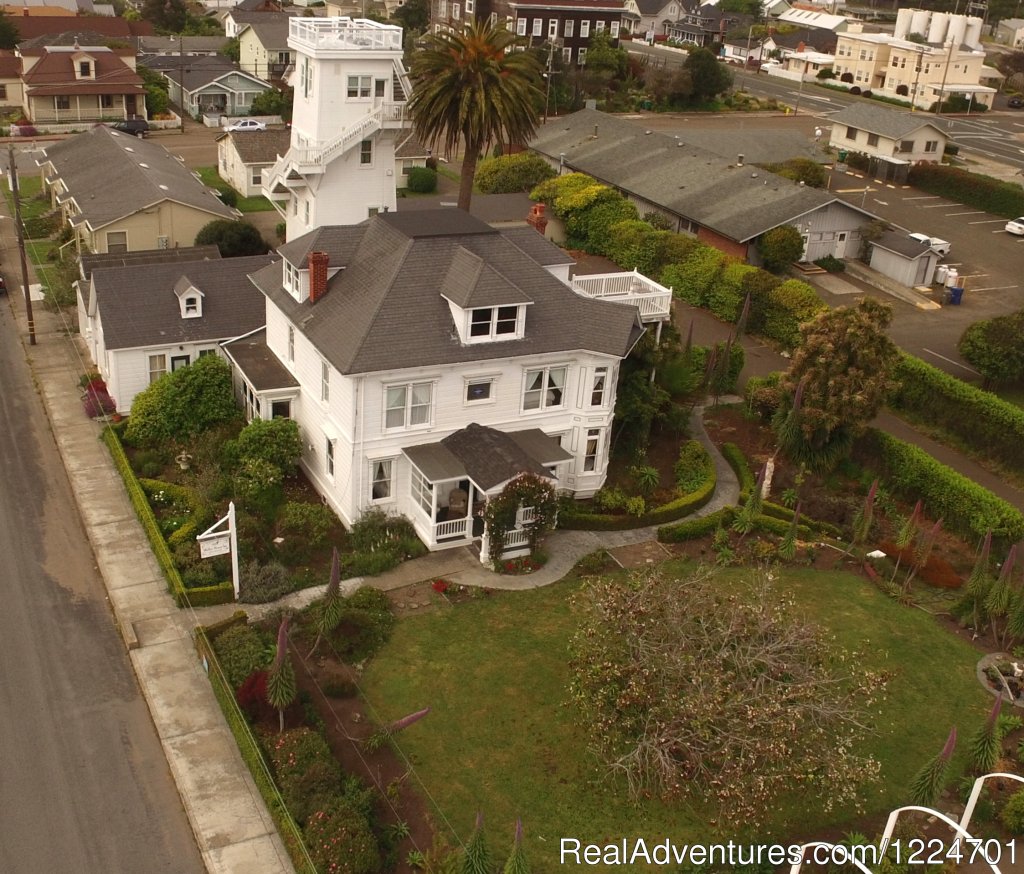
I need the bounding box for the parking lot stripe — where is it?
[945,211,984,216]
[922,349,980,376]
[921,203,953,208]
[968,219,1006,224]
[972,286,1019,292]
[904,195,940,200]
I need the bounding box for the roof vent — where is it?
[592,124,598,139]
[159,184,169,190]
[751,172,758,178]
[799,180,805,186]
[678,142,684,147]
[645,130,652,135]
[139,162,149,168]
[737,154,744,165]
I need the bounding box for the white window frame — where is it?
[439,0,447,16]
[304,200,310,225]
[320,359,330,403]
[370,458,394,502]
[580,19,590,37]
[325,437,335,479]
[582,427,603,473]
[360,139,373,166]
[595,19,606,32]
[517,17,526,35]
[287,325,294,362]
[522,365,567,412]
[384,381,434,430]
[183,296,200,317]
[590,366,608,407]
[465,0,474,12]
[464,376,497,405]
[548,18,558,38]
[252,168,262,185]
[924,140,938,153]
[452,2,460,18]
[563,47,572,63]
[148,353,167,384]
[106,230,128,254]
[578,47,588,65]
[564,19,574,37]
[532,17,543,36]
[55,95,70,111]
[347,74,371,99]
[467,305,522,341]
[410,465,433,517]
[610,21,619,38]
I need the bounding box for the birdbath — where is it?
[175,452,193,471]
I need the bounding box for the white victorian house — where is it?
[223,208,672,560]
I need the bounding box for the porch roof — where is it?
[221,328,300,391]
[404,424,571,493]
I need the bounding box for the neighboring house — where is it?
[776,7,849,32]
[217,128,291,196]
[633,0,682,37]
[828,103,947,171]
[20,41,147,123]
[666,127,830,165]
[777,50,834,77]
[224,6,297,38]
[832,13,995,109]
[146,54,272,119]
[395,131,430,188]
[0,50,23,110]
[995,17,1024,49]
[6,15,153,44]
[79,244,222,281]
[38,125,238,254]
[868,231,938,288]
[768,25,837,57]
[666,2,739,48]
[531,108,877,263]
[137,35,230,57]
[79,254,277,414]
[262,18,412,238]
[225,208,667,560]
[237,15,293,82]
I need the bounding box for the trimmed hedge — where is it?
[854,428,1024,547]
[721,442,755,497]
[659,507,735,541]
[102,427,234,607]
[195,621,314,874]
[750,513,816,539]
[759,501,841,538]
[559,452,717,530]
[890,353,1024,478]
[908,163,1024,219]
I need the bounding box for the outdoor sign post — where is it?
[196,501,240,600]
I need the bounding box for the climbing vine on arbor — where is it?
[482,473,558,568]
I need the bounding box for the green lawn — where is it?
[195,166,276,213]
[361,561,990,869]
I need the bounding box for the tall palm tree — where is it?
[409,20,542,212]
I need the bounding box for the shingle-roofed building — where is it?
[231,208,664,558]
[216,128,292,197]
[531,108,877,262]
[828,103,948,171]
[38,125,238,254]
[79,254,277,412]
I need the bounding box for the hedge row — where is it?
[890,354,1024,479]
[760,500,843,538]
[559,457,717,531]
[659,507,735,541]
[854,428,1024,547]
[194,620,314,874]
[102,427,234,607]
[721,442,755,497]
[138,477,213,547]
[908,164,1024,219]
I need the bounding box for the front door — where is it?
[835,232,848,258]
[170,354,190,371]
[126,94,137,118]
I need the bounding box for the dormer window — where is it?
[79,61,91,77]
[283,260,302,299]
[468,305,522,341]
[174,277,204,318]
[184,296,199,316]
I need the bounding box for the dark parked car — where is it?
[1008,95,1024,109]
[111,118,150,137]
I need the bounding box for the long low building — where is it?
[530,109,878,264]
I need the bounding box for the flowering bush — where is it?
[304,799,380,874]
[431,579,450,594]
[501,556,542,575]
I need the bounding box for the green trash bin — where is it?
[641,100,653,110]
[838,150,849,162]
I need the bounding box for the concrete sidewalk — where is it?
[0,234,294,871]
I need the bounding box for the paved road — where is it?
[0,297,205,872]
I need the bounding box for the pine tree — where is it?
[463,812,492,874]
[312,547,344,654]
[266,616,297,734]
[909,727,957,807]
[503,820,530,874]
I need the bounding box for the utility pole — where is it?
[909,46,925,112]
[179,33,186,130]
[934,38,956,116]
[543,40,554,123]
[8,143,35,345]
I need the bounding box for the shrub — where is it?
[674,440,712,493]
[238,560,294,603]
[849,86,862,95]
[218,187,239,207]
[602,220,664,274]
[593,486,628,512]
[305,799,380,874]
[330,586,395,661]
[813,255,846,272]
[908,164,1024,219]
[895,84,909,96]
[706,259,749,322]
[347,509,425,570]
[1001,788,1024,834]
[195,220,269,257]
[267,726,345,822]
[475,152,556,193]
[236,418,303,473]
[763,158,828,189]
[840,72,853,83]
[660,244,728,307]
[854,428,1024,547]
[744,373,783,421]
[126,354,238,446]
[658,507,735,542]
[236,670,274,722]
[690,341,744,394]
[406,166,437,193]
[234,456,284,515]
[277,501,336,549]
[758,224,805,272]
[720,442,755,497]
[762,279,827,348]
[213,623,268,688]
[957,312,1024,386]
[816,68,835,80]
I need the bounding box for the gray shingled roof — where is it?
[671,128,830,165]
[220,129,292,164]
[253,209,642,376]
[828,103,946,140]
[80,245,221,279]
[41,126,235,231]
[238,16,292,48]
[222,328,300,391]
[530,109,873,243]
[500,226,575,267]
[871,231,933,259]
[154,54,269,92]
[93,254,277,349]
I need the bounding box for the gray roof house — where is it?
[868,231,939,288]
[236,16,294,82]
[828,103,949,175]
[147,54,272,119]
[38,125,238,255]
[216,128,292,197]
[80,254,277,413]
[531,109,878,264]
[227,208,664,558]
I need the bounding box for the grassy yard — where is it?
[195,166,276,213]
[361,560,990,869]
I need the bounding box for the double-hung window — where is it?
[610,21,619,38]
[580,20,590,37]
[590,366,608,407]
[469,305,518,339]
[370,459,393,501]
[320,359,330,403]
[533,17,543,36]
[148,354,167,384]
[583,428,602,472]
[564,19,574,37]
[360,139,373,165]
[287,325,295,362]
[347,75,371,98]
[517,17,526,35]
[385,382,433,429]
[325,438,335,478]
[523,366,566,411]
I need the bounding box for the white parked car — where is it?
[1005,217,1024,236]
[908,232,952,257]
[227,119,267,132]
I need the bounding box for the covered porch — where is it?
[570,269,672,323]
[221,329,300,421]
[402,423,570,563]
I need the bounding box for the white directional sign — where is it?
[196,501,240,599]
[199,533,230,559]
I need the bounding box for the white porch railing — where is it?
[571,269,672,322]
[433,516,471,541]
[504,528,531,550]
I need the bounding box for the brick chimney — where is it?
[308,251,329,303]
[526,202,548,235]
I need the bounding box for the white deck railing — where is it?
[289,17,403,52]
[571,269,672,322]
[434,516,471,541]
[504,528,531,550]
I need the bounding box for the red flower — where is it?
[432,579,449,593]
